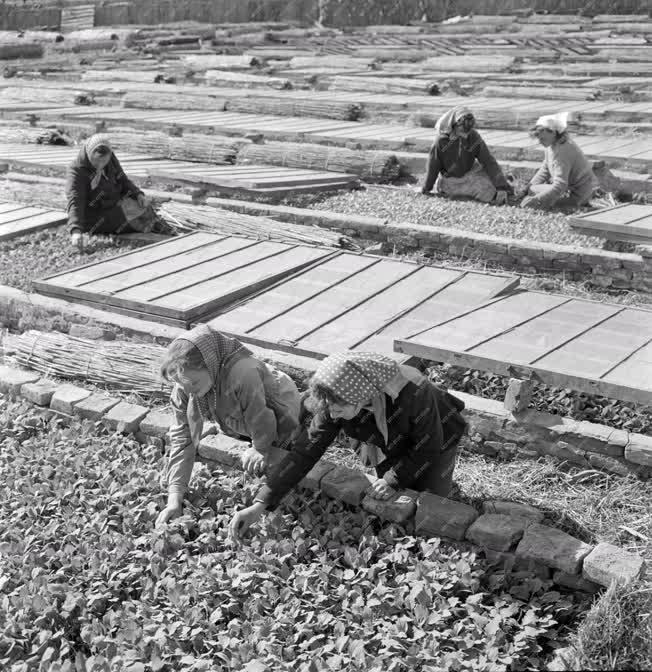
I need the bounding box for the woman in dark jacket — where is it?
[229,352,467,539]
[65,134,158,249]
[421,106,513,205]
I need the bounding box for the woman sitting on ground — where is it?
[519,113,596,211]
[421,106,513,205]
[156,325,302,527]
[229,352,468,540]
[65,133,161,250]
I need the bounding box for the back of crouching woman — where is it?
[155,324,302,527]
[229,352,468,540]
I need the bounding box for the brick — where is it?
[362,489,418,524]
[546,441,589,466]
[321,465,374,506]
[515,523,593,574]
[0,365,40,396]
[50,383,92,414]
[582,542,645,588]
[509,243,544,259]
[103,401,149,434]
[466,513,528,551]
[68,324,115,340]
[483,501,544,523]
[21,379,57,406]
[553,571,601,593]
[415,493,478,541]
[504,378,534,413]
[140,409,174,439]
[73,393,119,421]
[300,460,337,490]
[625,434,652,467]
[198,433,248,466]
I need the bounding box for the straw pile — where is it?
[0,86,86,106]
[0,125,72,145]
[183,54,263,70]
[482,85,601,101]
[226,96,362,121]
[106,129,245,164]
[122,90,227,111]
[204,70,292,90]
[330,76,439,96]
[422,55,517,73]
[158,201,354,249]
[0,43,44,60]
[236,141,402,183]
[81,70,169,84]
[287,56,376,70]
[3,330,169,395]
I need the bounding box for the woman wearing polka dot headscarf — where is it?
[229,352,467,540]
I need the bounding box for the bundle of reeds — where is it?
[122,90,227,111]
[288,56,375,70]
[64,28,139,45]
[329,75,439,96]
[183,54,263,70]
[236,141,401,183]
[158,201,352,249]
[0,125,72,145]
[204,69,292,90]
[0,85,84,106]
[81,69,168,83]
[3,330,170,395]
[482,85,602,101]
[0,43,44,60]
[226,96,362,121]
[351,47,434,62]
[422,55,517,73]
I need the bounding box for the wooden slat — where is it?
[0,210,66,242]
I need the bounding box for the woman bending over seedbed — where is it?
[420,106,513,205]
[156,325,302,527]
[229,352,467,540]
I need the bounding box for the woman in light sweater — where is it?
[520,113,596,211]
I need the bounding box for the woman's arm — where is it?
[237,365,278,456]
[474,133,512,192]
[65,165,89,234]
[165,385,196,501]
[529,157,552,188]
[112,154,143,199]
[421,139,443,193]
[525,148,570,208]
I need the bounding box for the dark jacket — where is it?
[423,129,512,194]
[65,146,143,234]
[256,381,467,510]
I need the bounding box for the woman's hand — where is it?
[241,446,266,476]
[155,505,182,528]
[367,479,396,501]
[229,501,266,541]
[71,231,84,251]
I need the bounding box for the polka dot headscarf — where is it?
[313,352,400,405]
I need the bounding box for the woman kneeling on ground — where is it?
[421,106,513,205]
[229,352,468,540]
[156,325,302,527]
[65,133,162,250]
[519,113,596,211]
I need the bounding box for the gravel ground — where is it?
[299,185,606,248]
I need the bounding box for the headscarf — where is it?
[84,134,113,190]
[173,324,248,420]
[313,352,424,466]
[435,106,473,136]
[534,112,570,134]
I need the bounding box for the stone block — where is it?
[198,434,248,466]
[21,379,57,406]
[68,324,115,340]
[515,523,593,574]
[362,489,418,524]
[103,401,149,434]
[0,365,40,396]
[300,460,337,490]
[546,441,589,467]
[50,383,92,415]
[504,377,534,413]
[415,493,478,541]
[625,434,652,467]
[576,421,625,457]
[466,513,528,551]
[483,501,544,523]
[321,466,375,506]
[509,244,544,259]
[140,409,174,439]
[483,549,551,580]
[553,571,601,593]
[582,542,646,588]
[587,453,634,477]
[73,393,120,421]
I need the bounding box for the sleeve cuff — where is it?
[254,485,277,511]
[382,470,400,489]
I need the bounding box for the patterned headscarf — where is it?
[435,106,473,136]
[535,112,569,133]
[84,133,113,190]
[173,324,247,420]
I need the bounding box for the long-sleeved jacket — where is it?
[166,351,300,496]
[528,136,595,208]
[423,129,512,194]
[65,145,143,234]
[256,381,467,510]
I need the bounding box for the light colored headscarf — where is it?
[313,352,424,466]
[85,133,113,189]
[535,112,570,133]
[172,324,248,420]
[435,106,473,136]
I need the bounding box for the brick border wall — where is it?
[0,362,646,593]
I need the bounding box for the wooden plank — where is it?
[0,206,48,225]
[0,210,66,242]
